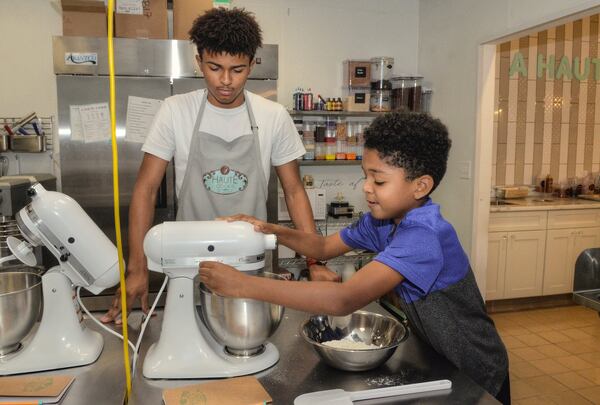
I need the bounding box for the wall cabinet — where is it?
[487,208,600,300]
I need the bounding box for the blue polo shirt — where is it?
[340,199,470,303]
[340,199,508,397]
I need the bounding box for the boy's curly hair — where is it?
[189,8,263,60]
[364,112,451,193]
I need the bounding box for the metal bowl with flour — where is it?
[199,272,285,357]
[300,310,408,371]
[0,271,42,356]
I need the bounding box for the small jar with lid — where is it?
[370,57,394,91]
[391,76,423,112]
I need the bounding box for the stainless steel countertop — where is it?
[1,315,126,405]
[129,302,499,404]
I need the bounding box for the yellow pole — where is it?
[106,0,132,401]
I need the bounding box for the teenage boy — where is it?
[200,112,511,404]
[102,8,338,324]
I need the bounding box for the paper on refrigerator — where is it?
[116,0,143,15]
[125,96,163,143]
[69,105,84,141]
[78,103,111,143]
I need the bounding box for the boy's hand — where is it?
[309,264,342,282]
[199,261,247,298]
[217,214,276,234]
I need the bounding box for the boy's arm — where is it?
[200,259,404,316]
[224,214,352,260]
[275,161,340,281]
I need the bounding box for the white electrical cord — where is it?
[76,287,135,353]
[131,275,168,376]
[76,275,168,377]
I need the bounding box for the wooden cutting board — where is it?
[0,375,74,403]
[163,376,272,405]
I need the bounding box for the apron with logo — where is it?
[176,90,268,222]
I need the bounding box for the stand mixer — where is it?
[142,220,281,379]
[0,183,120,374]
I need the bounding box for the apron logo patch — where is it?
[203,166,248,195]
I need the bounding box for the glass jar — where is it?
[315,125,326,160]
[346,123,357,160]
[391,76,423,112]
[325,140,336,160]
[370,56,394,91]
[370,89,392,112]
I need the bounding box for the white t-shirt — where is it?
[142,89,305,196]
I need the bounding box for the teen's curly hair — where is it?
[189,8,263,60]
[364,112,451,193]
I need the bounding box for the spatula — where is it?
[294,379,452,405]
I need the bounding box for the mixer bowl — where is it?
[199,272,285,357]
[0,271,42,356]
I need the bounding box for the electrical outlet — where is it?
[458,161,472,179]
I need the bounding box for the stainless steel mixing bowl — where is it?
[300,310,408,371]
[0,271,42,356]
[199,272,285,357]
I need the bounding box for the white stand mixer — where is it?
[0,184,120,375]
[142,220,279,379]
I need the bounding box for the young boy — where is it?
[199,112,510,404]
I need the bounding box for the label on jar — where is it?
[355,93,366,104]
[355,67,367,77]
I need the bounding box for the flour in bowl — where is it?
[322,339,380,350]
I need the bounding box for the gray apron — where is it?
[176,90,268,222]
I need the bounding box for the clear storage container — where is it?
[343,87,370,112]
[370,89,392,112]
[370,57,394,91]
[391,76,423,112]
[343,60,371,87]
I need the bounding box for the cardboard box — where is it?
[61,0,107,37]
[173,0,213,40]
[115,0,168,39]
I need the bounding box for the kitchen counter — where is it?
[490,196,600,212]
[0,316,127,405]
[128,302,498,404]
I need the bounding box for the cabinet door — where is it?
[504,230,546,298]
[571,227,600,288]
[543,229,574,295]
[486,232,507,300]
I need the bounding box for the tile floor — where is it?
[490,305,600,404]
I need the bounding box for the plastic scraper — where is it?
[294,379,452,405]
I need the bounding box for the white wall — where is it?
[0,0,62,175]
[0,0,419,179]
[418,0,600,262]
[237,0,420,106]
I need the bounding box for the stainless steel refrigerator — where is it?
[53,36,279,309]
